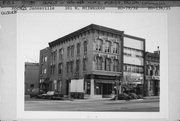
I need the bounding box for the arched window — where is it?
[113,59,118,72]
[96,39,103,51]
[113,42,119,53]
[105,40,111,53]
[105,58,111,71]
[96,56,103,70]
[84,41,87,54]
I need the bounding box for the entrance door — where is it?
[66,80,69,95]
[102,83,112,95]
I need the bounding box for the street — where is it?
[25,96,159,112]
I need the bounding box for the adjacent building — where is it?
[39,24,146,98]
[24,62,39,95]
[123,35,145,95]
[145,49,160,96]
[39,47,51,92]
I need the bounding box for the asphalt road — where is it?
[25,97,159,112]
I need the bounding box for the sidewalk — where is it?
[143,96,159,99]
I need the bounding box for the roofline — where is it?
[123,34,145,41]
[49,24,124,47]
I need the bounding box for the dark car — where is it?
[115,93,131,100]
[128,93,139,99]
[30,88,39,98]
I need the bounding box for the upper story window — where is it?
[67,46,70,58]
[113,59,119,72]
[77,43,81,56]
[59,48,63,60]
[105,58,111,71]
[96,39,103,51]
[83,58,87,71]
[43,56,47,62]
[124,64,144,74]
[70,61,74,73]
[96,56,103,70]
[113,42,119,54]
[50,65,55,75]
[58,63,63,74]
[76,60,80,72]
[105,41,111,53]
[84,41,87,54]
[71,45,74,57]
[66,62,69,74]
[43,68,47,74]
[51,51,56,61]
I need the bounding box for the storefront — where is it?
[84,74,121,98]
[146,76,160,96]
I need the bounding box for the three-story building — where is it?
[39,24,146,98]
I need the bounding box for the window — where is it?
[43,56,47,62]
[59,48,63,60]
[113,42,119,53]
[105,41,111,53]
[96,57,103,70]
[66,62,69,74]
[43,68,47,74]
[105,58,111,71]
[50,65,55,75]
[113,59,118,72]
[84,41,87,54]
[136,51,143,58]
[58,63,63,74]
[76,60,80,72]
[96,39,103,51]
[71,45,74,57]
[83,58,87,71]
[77,43,80,56]
[51,51,57,63]
[124,65,127,71]
[67,46,70,58]
[70,61,74,73]
[124,64,144,74]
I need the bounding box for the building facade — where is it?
[39,47,51,92]
[122,35,145,95]
[145,50,160,96]
[39,24,146,98]
[25,62,39,95]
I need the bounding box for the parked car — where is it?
[30,88,39,98]
[41,91,55,99]
[52,92,64,100]
[41,91,64,100]
[112,93,131,100]
[137,94,143,99]
[128,93,139,99]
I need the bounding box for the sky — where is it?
[17,12,167,63]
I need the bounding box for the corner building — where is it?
[46,24,145,98]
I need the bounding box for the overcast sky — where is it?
[17,12,167,63]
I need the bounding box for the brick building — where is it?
[145,49,160,96]
[39,24,146,98]
[39,47,51,92]
[24,62,39,95]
